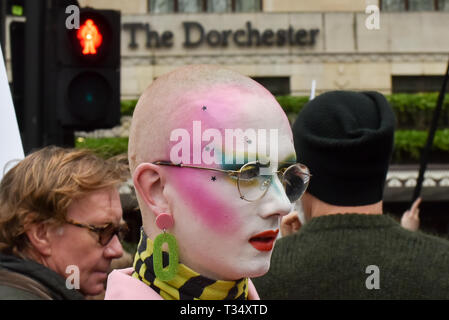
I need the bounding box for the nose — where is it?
[258,175,293,219]
[104,235,124,259]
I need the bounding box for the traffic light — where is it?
[6,0,26,134]
[6,0,25,16]
[52,7,120,131]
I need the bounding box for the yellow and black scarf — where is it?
[132,229,249,300]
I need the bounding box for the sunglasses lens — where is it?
[118,225,128,241]
[238,163,271,201]
[283,164,310,203]
[100,224,122,246]
[238,163,259,180]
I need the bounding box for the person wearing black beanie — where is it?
[252,90,449,299]
[293,90,395,206]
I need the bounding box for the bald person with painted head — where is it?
[105,65,311,300]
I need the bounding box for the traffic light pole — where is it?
[0,0,6,60]
[23,0,44,153]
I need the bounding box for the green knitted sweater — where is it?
[252,214,449,299]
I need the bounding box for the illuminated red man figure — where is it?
[77,19,103,55]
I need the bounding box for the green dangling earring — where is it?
[153,213,179,281]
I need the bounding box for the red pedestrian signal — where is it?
[55,8,121,131]
[77,19,103,55]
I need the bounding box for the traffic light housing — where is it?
[53,7,120,131]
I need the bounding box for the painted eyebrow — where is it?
[278,154,297,167]
[280,154,297,162]
[220,151,267,171]
[221,160,268,171]
[221,157,296,171]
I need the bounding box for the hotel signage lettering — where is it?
[123,21,319,49]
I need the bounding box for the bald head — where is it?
[129,66,296,281]
[128,65,290,173]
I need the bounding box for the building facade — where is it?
[73,0,449,234]
[72,0,449,99]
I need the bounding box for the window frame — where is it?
[148,0,263,13]
[380,0,442,11]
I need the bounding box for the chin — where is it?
[246,264,271,278]
[81,282,106,297]
[226,260,271,280]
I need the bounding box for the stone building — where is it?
[75,0,449,234]
[73,0,449,99]
[4,0,449,234]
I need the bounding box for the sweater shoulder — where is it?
[388,224,449,255]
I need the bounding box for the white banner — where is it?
[0,47,24,181]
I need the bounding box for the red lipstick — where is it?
[249,229,279,252]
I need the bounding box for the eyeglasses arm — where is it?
[65,219,109,232]
[152,161,239,176]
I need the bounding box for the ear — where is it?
[133,163,169,217]
[25,223,53,257]
[300,192,313,221]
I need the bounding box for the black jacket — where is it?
[0,253,84,300]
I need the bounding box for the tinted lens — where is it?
[238,162,259,180]
[283,164,310,202]
[238,162,271,201]
[99,224,125,246]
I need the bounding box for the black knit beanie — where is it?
[292,91,396,206]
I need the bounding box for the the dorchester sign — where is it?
[123,21,319,49]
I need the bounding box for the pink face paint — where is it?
[164,84,291,234]
[171,168,241,234]
[167,84,290,163]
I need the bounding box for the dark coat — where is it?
[0,253,84,300]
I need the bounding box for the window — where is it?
[408,0,434,11]
[149,0,262,13]
[380,0,449,10]
[235,0,261,12]
[207,0,231,13]
[149,0,174,13]
[252,77,290,96]
[381,0,406,11]
[392,76,449,93]
[439,0,449,10]
[178,0,202,13]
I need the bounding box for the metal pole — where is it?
[412,57,449,202]
[0,0,6,61]
[23,0,44,153]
